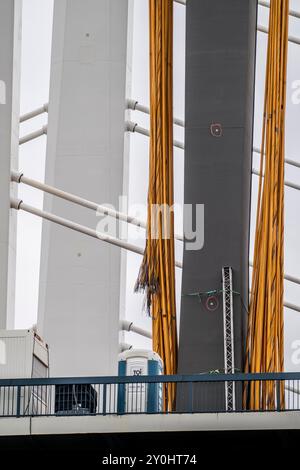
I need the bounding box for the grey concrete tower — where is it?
[177,0,257,411]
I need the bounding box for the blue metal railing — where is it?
[0,372,299,417]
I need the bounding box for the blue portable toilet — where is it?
[117,349,163,414]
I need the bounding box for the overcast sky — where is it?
[15,0,300,370]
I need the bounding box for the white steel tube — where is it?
[126,99,185,128]
[11,170,147,229]
[249,288,300,314]
[19,126,47,145]
[11,198,144,255]
[253,146,300,170]
[282,273,300,286]
[257,24,300,45]
[120,319,152,339]
[10,199,300,311]
[11,170,184,242]
[20,104,48,123]
[284,301,300,314]
[10,198,183,269]
[126,121,184,150]
[13,169,300,270]
[249,262,300,287]
[258,0,300,19]
[252,168,300,192]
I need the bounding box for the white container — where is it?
[0,329,49,416]
[0,329,49,378]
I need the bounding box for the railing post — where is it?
[102,384,107,415]
[189,382,193,413]
[276,380,281,411]
[16,386,21,417]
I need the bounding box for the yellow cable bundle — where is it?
[245,0,289,410]
[135,0,177,411]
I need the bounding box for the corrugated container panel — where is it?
[0,334,31,378]
[33,339,48,367]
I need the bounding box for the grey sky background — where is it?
[15,0,300,370]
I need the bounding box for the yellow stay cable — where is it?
[244,0,289,410]
[135,0,177,411]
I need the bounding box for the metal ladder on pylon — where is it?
[222,266,236,411]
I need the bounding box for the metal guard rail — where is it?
[0,373,300,417]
